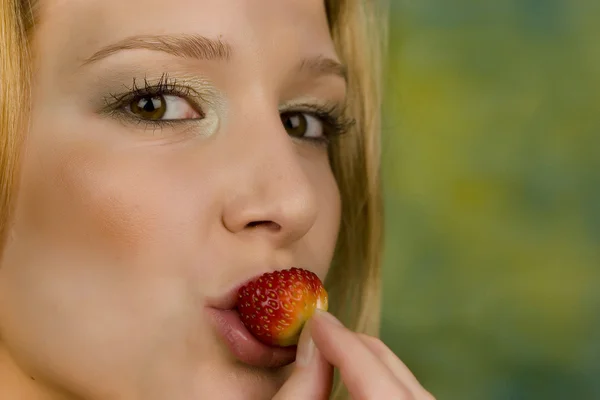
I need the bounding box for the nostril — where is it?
[246,221,281,231]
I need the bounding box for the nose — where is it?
[220,109,319,248]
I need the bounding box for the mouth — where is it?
[206,308,297,369]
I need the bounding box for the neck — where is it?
[0,343,71,400]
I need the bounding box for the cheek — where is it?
[14,133,217,264]
[304,155,341,280]
[6,123,227,309]
[0,126,222,393]
[20,142,161,257]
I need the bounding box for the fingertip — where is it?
[310,310,347,348]
[295,319,315,367]
[313,309,344,327]
[273,319,333,400]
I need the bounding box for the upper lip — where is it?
[205,285,244,310]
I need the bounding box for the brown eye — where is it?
[127,94,202,121]
[130,95,166,120]
[281,112,323,138]
[281,112,307,137]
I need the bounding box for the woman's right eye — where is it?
[125,94,203,121]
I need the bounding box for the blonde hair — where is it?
[325,1,387,397]
[0,0,33,251]
[0,0,387,398]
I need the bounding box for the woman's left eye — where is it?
[126,94,202,121]
[280,112,324,139]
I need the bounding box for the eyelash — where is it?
[283,102,355,146]
[102,73,202,131]
[103,73,356,144]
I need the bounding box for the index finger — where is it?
[310,310,412,399]
[273,320,333,400]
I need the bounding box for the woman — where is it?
[0,0,434,398]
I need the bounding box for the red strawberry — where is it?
[236,267,328,347]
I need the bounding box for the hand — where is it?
[273,310,435,400]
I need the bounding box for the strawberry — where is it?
[236,267,328,347]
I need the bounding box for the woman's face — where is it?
[0,0,344,398]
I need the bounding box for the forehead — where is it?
[35,0,336,70]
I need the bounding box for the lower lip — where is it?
[206,308,297,369]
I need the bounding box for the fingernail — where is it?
[314,309,343,327]
[296,322,315,367]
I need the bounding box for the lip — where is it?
[205,279,252,311]
[206,308,297,368]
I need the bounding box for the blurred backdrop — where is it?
[379,1,600,399]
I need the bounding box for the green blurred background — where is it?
[379,1,600,399]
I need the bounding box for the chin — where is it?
[186,362,293,400]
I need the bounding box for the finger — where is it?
[310,310,413,399]
[273,319,333,400]
[357,334,436,400]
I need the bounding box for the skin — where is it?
[0,0,434,398]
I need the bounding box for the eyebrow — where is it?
[299,55,347,82]
[82,34,232,65]
[82,33,347,82]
